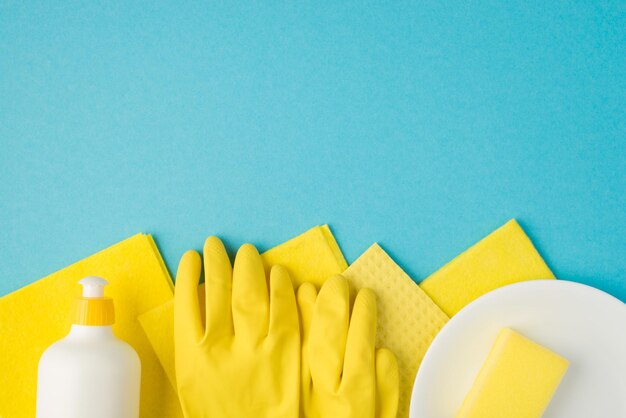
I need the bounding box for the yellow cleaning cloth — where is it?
[138,225,348,392]
[343,244,449,418]
[456,328,569,418]
[0,234,182,418]
[261,224,348,288]
[420,220,555,316]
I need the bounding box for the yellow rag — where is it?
[138,225,348,395]
[420,220,555,316]
[262,224,347,288]
[343,244,449,418]
[0,234,182,418]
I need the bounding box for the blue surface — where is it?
[1,2,624,302]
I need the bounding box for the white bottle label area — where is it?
[36,325,141,418]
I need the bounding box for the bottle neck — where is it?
[69,324,114,338]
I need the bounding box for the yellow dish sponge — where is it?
[457,328,569,418]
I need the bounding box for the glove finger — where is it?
[268,265,298,337]
[203,236,233,340]
[174,250,204,345]
[343,288,377,387]
[232,243,269,343]
[296,282,317,346]
[375,348,400,418]
[310,275,350,392]
[297,282,317,416]
[297,282,317,381]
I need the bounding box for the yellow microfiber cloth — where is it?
[420,219,555,316]
[138,225,348,393]
[261,224,348,288]
[456,328,569,418]
[0,234,182,418]
[343,244,449,418]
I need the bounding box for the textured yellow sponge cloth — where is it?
[138,224,348,393]
[420,219,555,316]
[456,328,569,418]
[343,244,449,418]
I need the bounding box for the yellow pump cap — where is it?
[72,276,115,326]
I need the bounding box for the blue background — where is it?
[1,1,624,301]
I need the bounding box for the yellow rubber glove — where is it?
[174,237,300,418]
[297,275,399,418]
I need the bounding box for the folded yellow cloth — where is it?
[343,244,449,418]
[138,225,348,394]
[420,220,555,316]
[456,328,569,418]
[262,224,348,288]
[0,234,182,418]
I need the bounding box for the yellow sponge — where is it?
[343,244,449,418]
[420,220,555,316]
[138,224,348,393]
[457,328,569,418]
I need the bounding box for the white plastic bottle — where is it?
[36,276,141,418]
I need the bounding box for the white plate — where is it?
[410,280,626,418]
